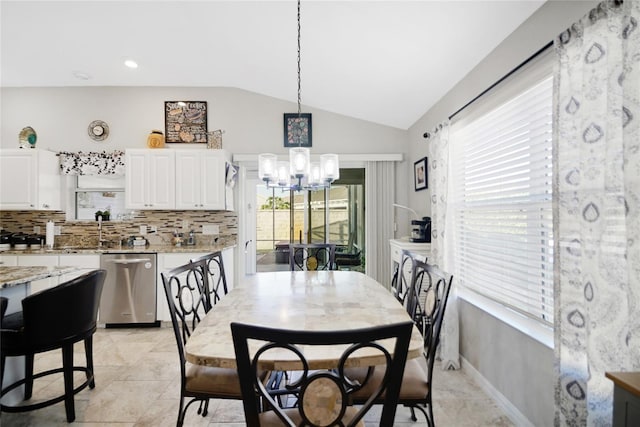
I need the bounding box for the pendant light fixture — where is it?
[258,0,339,192]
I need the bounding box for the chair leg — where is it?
[1,354,5,390]
[62,344,76,422]
[24,353,34,400]
[84,336,95,388]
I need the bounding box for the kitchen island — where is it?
[0,265,78,288]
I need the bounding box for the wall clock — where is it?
[88,120,109,141]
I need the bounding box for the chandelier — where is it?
[258,0,339,192]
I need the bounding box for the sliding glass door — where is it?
[255,168,365,272]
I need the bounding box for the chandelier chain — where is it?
[297,0,302,118]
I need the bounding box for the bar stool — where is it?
[0,269,106,422]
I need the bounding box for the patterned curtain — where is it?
[428,120,460,370]
[553,1,640,425]
[58,151,125,175]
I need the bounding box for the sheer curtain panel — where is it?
[428,121,460,370]
[553,1,640,425]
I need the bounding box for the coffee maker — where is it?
[410,216,431,243]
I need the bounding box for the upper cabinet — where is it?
[175,150,230,210]
[124,149,233,211]
[125,149,175,210]
[0,149,61,210]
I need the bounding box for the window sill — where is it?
[457,287,553,349]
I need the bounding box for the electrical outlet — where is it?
[140,225,147,235]
[202,224,220,235]
[54,226,62,235]
[33,226,41,234]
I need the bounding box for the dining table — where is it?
[184,270,423,371]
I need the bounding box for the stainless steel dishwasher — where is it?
[99,253,159,327]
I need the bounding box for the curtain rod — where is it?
[446,40,553,123]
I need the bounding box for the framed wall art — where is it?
[414,157,428,191]
[164,101,208,143]
[284,113,312,147]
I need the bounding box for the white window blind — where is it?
[451,62,554,326]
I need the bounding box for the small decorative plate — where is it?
[88,120,109,141]
[18,126,37,148]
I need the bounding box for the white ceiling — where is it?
[1,0,545,129]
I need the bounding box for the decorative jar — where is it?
[147,130,165,148]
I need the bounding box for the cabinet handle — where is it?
[42,204,49,208]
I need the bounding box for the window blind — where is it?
[451,72,554,325]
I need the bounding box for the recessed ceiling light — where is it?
[72,71,91,80]
[124,59,138,69]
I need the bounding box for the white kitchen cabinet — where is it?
[17,254,59,294]
[0,149,61,210]
[175,150,230,210]
[125,149,175,210]
[0,255,18,266]
[389,238,431,291]
[57,254,100,283]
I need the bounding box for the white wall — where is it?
[0,86,407,155]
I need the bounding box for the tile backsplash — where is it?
[0,210,237,248]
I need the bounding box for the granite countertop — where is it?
[0,243,236,255]
[0,266,79,288]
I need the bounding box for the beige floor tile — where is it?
[1,326,515,426]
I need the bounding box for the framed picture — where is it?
[164,101,208,143]
[414,157,428,191]
[284,113,312,147]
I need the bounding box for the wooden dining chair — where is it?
[161,259,242,427]
[347,260,453,427]
[288,243,337,271]
[190,251,229,310]
[231,321,413,427]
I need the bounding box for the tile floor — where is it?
[1,326,514,426]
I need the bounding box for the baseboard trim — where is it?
[460,356,534,427]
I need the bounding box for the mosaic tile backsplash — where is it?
[0,210,237,249]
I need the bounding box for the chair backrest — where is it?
[289,243,337,271]
[21,269,106,352]
[161,259,210,366]
[231,321,413,427]
[405,260,453,379]
[391,249,414,305]
[191,251,229,311]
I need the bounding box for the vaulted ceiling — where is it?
[1,1,544,129]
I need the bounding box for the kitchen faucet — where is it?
[97,215,104,248]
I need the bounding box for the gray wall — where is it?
[407,1,598,425]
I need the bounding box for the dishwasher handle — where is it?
[107,258,152,265]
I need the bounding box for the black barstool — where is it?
[1,269,106,422]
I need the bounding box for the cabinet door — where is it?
[17,255,59,294]
[0,151,38,209]
[36,150,61,210]
[125,150,149,209]
[200,153,226,210]
[148,151,175,209]
[0,150,60,210]
[175,151,203,209]
[125,150,175,210]
[58,254,100,283]
[0,255,18,266]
